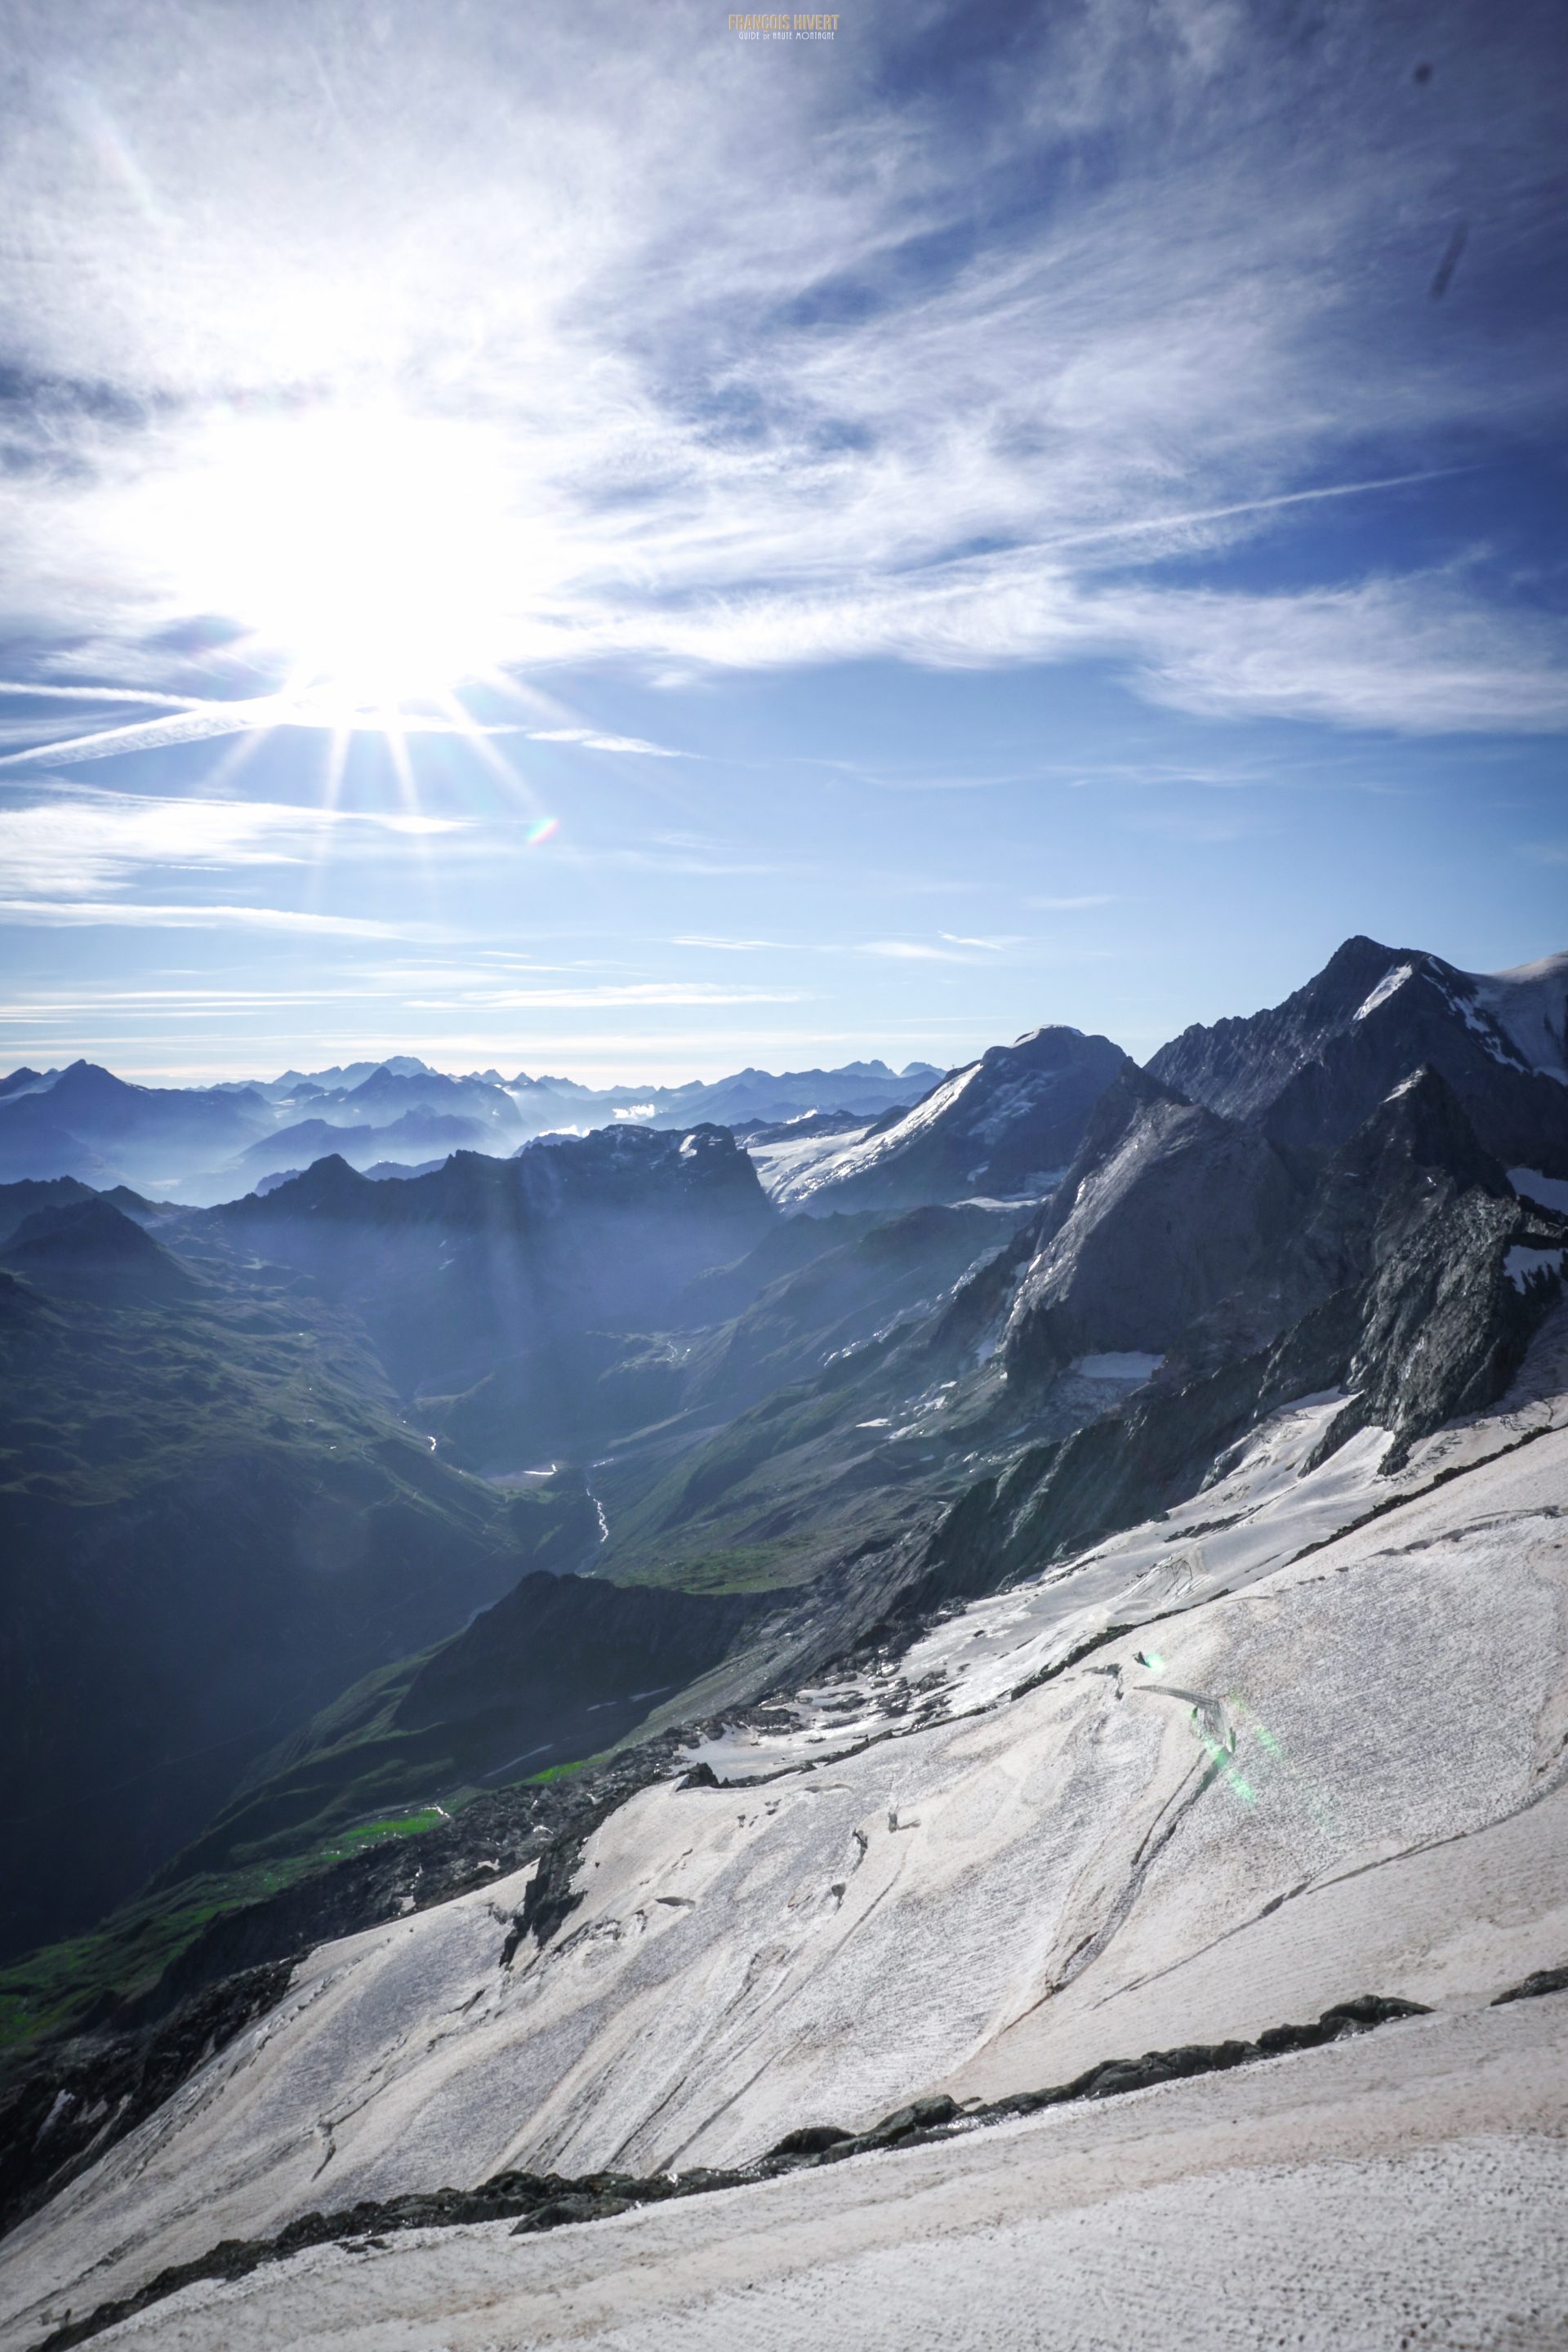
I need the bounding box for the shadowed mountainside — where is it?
[1,937,1564,2085]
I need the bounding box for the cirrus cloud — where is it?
[0,0,1558,740]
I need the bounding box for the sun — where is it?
[146,405,523,715]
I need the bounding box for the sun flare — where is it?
[142,407,523,715]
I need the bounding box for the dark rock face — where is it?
[0,1748,676,2245]
[902,1066,1566,1605]
[1309,1186,1559,1472]
[1492,1963,1568,2006]
[0,1962,296,2245]
[1276,1068,1561,1469]
[795,1027,1132,1214]
[1294,1062,1513,1281]
[1001,1070,1305,1379]
[1150,936,1568,1174]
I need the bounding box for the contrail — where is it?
[0,693,527,770]
[0,680,212,707]
[1031,468,1461,555]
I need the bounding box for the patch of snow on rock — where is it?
[1353,964,1414,1021]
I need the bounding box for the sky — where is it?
[0,0,1563,1085]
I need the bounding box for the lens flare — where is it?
[525,816,560,846]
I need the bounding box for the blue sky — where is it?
[0,0,1562,1082]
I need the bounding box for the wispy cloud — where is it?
[0,900,408,935]
[1027,894,1120,911]
[527,728,682,757]
[0,790,464,902]
[0,4,1559,736]
[0,688,527,771]
[861,940,978,964]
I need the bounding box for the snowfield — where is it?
[34,1998,1568,2351]
[4,1315,1567,2351]
[1471,949,1568,1082]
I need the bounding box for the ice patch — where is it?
[1504,1246,1565,1293]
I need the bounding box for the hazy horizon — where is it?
[5,924,1565,1091]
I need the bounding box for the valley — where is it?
[0,935,1565,2350]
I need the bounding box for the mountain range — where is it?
[0,1056,943,1202]
[1,935,1565,2347]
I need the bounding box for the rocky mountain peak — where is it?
[1150,933,1568,1174]
[764,1027,1132,1216]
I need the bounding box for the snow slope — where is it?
[5,1323,1566,2350]
[1472,949,1568,1082]
[48,1996,1568,2351]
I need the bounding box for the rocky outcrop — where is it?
[1000,1069,1304,1380]
[909,1068,1566,1597]
[0,1962,297,2247]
